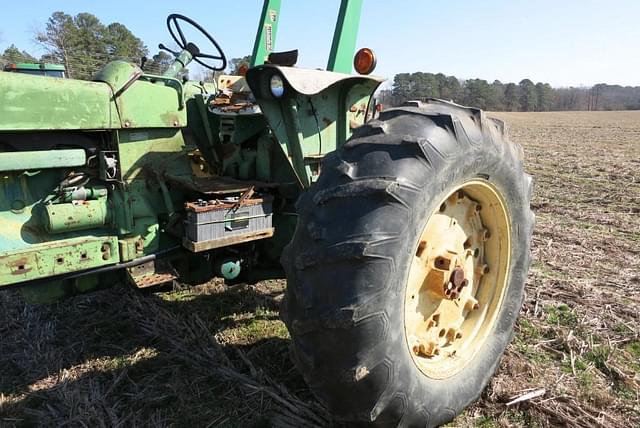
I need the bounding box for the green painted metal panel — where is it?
[93,60,143,95]
[263,83,377,185]
[0,173,66,252]
[250,0,282,67]
[0,71,118,130]
[0,63,185,131]
[246,65,383,186]
[327,0,364,73]
[113,129,193,254]
[117,129,193,182]
[0,236,119,287]
[116,79,186,128]
[0,149,86,172]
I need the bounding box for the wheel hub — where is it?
[405,180,510,378]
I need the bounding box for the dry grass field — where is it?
[1,111,639,427]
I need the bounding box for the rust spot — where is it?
[11,257,32,275]
[101,242,112,260]
[416,241,427,257]
[434,256,451,270]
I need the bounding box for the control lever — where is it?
[159,43,179,56]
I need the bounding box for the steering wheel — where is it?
[166,14,227,71]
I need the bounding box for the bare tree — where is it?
[35,12,75,75]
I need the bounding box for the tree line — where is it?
[2,12,638,111]
[378,72,640,112]
[0,12,183,79]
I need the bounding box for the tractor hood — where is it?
[0,70,119,131]
[0,60,187,131]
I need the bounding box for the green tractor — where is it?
[3,62,67,78]
[0,1,533,426]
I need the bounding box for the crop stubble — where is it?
[0,111,638,427]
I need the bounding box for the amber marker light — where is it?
[354,48,377,75]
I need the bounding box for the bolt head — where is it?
[450,267,465,287]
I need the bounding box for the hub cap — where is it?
[404,180,511,379]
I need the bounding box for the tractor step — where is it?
[126,260,178,289]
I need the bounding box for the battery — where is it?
[183,195,273,252]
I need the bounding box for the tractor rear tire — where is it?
[281,100,534,427]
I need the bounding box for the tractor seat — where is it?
[266,49,298,67]
[208,49,299,116]
[210,75,261,116]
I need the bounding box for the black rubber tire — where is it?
[281,99,534,427]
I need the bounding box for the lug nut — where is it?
[464,296,480,311]
[413,340,439,357]
[481,228,491,241]
[475,264,490,276]
[446,328,458,343]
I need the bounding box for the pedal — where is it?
[126,260,178,289]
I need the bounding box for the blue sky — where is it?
[2,0,639,87]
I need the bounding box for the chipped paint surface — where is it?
[0,236,119,285]
[0,71,117,130]
[0,69,187,131]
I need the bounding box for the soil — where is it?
[1,111,638,427]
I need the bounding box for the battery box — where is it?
[183,195,274,252]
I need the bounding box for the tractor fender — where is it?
[246,64,384,98]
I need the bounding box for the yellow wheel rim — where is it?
[404,179,511,379]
